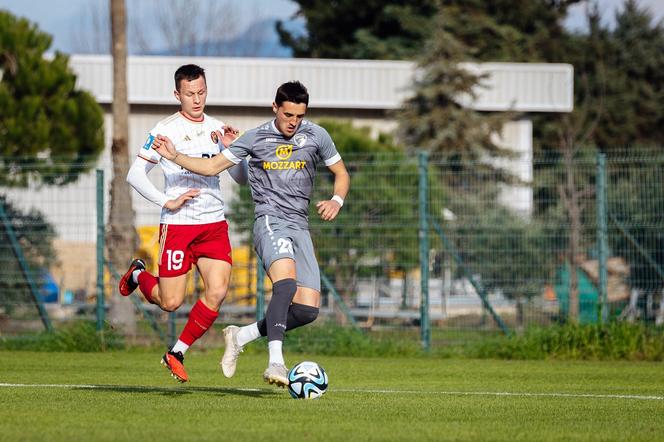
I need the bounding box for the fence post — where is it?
[96,169,106,332]
[596,153,609,323]
[256,257,265,321]
[418,151,431,351]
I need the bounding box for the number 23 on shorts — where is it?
[277,238,293,255]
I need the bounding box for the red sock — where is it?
[137,271,158,304]
[179,300,219,346]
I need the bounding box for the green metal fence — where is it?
[1,149,663,349]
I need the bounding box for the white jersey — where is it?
[138,112,226,225]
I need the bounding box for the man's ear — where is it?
[272,102,278,114]
[174,90,181,103]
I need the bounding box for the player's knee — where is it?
[291,303,319,326]
[204,284,228,309]
[160,298,183,312]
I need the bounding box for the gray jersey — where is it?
[222,119,341,228]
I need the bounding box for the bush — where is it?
[0,321,124,352]
[244,321,663,361]
[467,322,664,361]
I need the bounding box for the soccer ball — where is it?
[287,361,328,399]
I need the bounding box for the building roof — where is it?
[69,55,573,113]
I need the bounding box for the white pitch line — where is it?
[0,383,661,401]
[0,383,262,393]
[332,388,664,401]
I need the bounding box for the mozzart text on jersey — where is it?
[262,160,307,170]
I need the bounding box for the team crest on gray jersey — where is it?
[294,133,307,147]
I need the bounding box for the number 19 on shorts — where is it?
[166,249,184,271]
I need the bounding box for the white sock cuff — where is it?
[268,340,284,365]
[236,322,261,347]
[171,340,189,355]
[131,269,143,283]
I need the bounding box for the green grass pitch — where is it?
[0,350,662,441]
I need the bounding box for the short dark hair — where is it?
[275,81,309,106]
[174,64,206,91]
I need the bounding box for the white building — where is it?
[74,55,572,226]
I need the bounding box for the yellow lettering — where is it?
[262,160,307,170]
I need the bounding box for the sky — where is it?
[564,0,664,31]
[0,0,300,54]
[1,0,663,55]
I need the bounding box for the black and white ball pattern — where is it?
[287,361,328,399]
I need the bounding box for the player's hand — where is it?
[220,125,240,148]
[316,199,342,221]
[152,134,178,161]
[163,189,200,211]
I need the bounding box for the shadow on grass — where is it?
[73,384,281,398]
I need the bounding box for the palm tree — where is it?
[107,0,138,334]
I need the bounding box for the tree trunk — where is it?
[555,73,601,325]
[107,0,138,336]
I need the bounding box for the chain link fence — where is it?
[1,149,663,348]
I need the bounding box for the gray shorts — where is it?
[253,214,321,292]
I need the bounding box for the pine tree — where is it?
[600,0,664,147]
[0,11,104,186]
[276,0,438,59]
[398,12,505,162]
[440,0,578,62]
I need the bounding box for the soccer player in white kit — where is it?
[152,81,350,387]
[119,64,244,383]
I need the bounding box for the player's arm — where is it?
[126,157,200,210]
[213,128,248,185]
[316,159,350,221]
[227,159,249,185]
[152,134,235,176]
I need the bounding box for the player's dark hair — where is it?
[174,64,206,91]
[275,81,309,106]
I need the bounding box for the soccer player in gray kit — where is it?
[152,81,350,387]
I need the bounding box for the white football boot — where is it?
[263,363,289,388]
[220,325,244,378]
